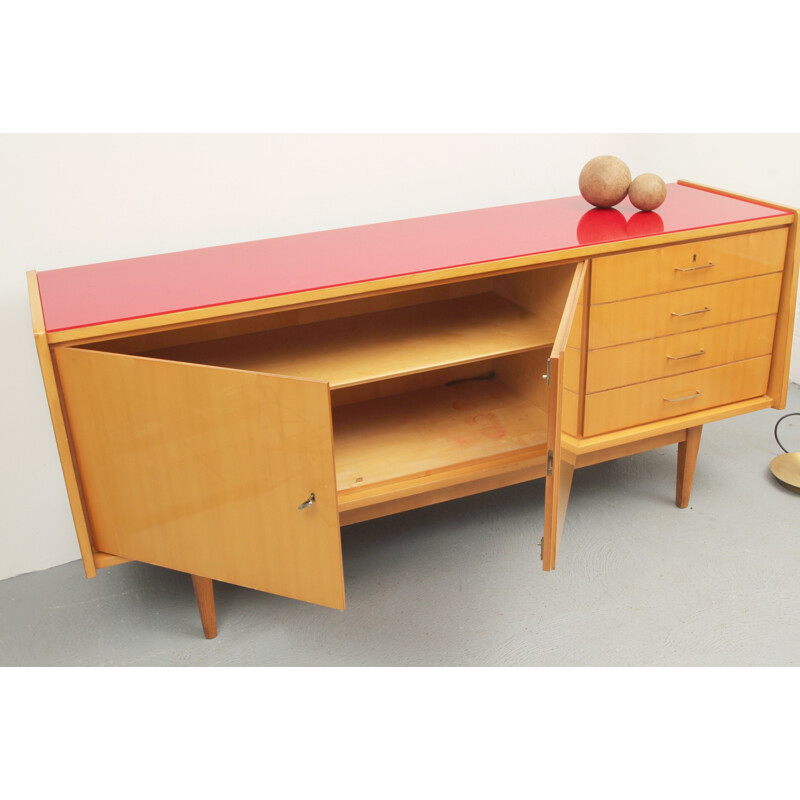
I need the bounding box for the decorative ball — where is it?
[628,173,667,211]
[578,155,631,208]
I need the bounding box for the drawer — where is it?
[585,315,777,393]
[583,355,771,437]
[588,271,782,349]
[591,227,788,303]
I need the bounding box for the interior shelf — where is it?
[332,376,548,494]
[143,292,558,388]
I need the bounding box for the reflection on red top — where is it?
[625,211,665,237]
[576,208,628,243]
[36,183,789,332]
[576,207,667,243]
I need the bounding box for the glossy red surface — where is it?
[37,183,789,332]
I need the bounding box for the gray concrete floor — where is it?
[2,384,799,667]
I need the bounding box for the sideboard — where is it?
[28,181,799,638]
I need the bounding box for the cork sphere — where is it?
[628,173,667,211]
[578,155,631,208]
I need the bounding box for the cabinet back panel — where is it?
[494,263,578,323]
[331,359,499,407]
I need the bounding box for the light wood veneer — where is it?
[583,355,772,437]
[585,315,777,393]
[591,227,788,303]
[27,182,799,637]
[588,272,783,349]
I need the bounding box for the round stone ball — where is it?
[628,173,667,211]
[578,155,631,208]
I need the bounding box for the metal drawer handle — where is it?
[675,261,715,272]
[298,492,316,510]
[671,306,710,317]
[664,391,702,403]
[666,348,706,360]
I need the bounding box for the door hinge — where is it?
[543,358,551,385]
[546,449,554,476]
[538,536,544,561]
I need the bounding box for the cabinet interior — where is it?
[77,262,578,499]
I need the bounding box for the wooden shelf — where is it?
[332,377,548,496]
[144,293,557,388]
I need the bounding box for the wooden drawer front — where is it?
[591,227,788,304]
[583,355,771,436]
[585,315,777,393]
[588,272,782,350]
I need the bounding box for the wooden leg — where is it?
[676,425,703,509]
[191,574,218,639]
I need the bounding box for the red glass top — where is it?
[36,183,788,332]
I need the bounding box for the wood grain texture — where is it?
[338,450,548,522]
[563,345,581,392]
[142,292,559,389]
[542,261,586,570]
[27,272,97,578]
[564,396,773,454]
[333,378,549,493]
[591,227,788,304]
[80,277,497,354]
[93,552,130,569]
[588,272,783,349]
[191,575,217,639]
[53,347,345,609]
[561,388,580,437]
[552,263,588,370]
[330,359,497,408]
[766,209,800,407]
[542,344,564,572]
[26,183,799,636]
[571,429,687,468]
[585,315,777,393]
[583,355,772,437]
[676,426,703,509]
[492,349,549,408]
[493,263,576,326]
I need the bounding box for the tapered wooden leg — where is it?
[191,574,217,639]
[676,425,703,509]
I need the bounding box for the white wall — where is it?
[2,133,799,581]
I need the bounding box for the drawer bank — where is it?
[28,181,799,639]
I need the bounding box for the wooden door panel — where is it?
[54,347,344,609]
[542,261,587,570]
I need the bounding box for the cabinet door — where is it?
[542,261,587,570]
[54,347,345,609]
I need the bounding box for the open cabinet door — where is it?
[542,261,587,571]
[54,347,345,609]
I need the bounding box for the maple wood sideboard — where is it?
[28,181,799,638]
